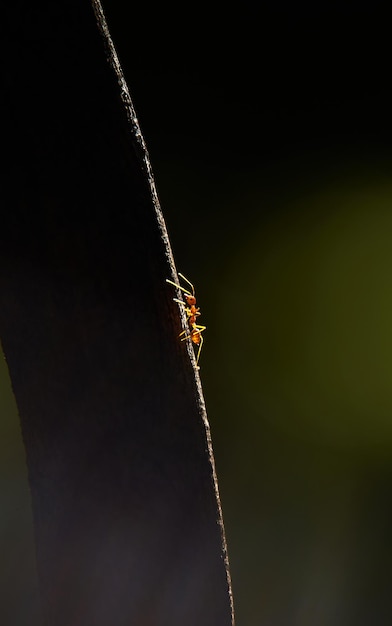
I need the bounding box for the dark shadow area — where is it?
[1,2,233,624]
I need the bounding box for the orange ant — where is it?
[166,273,206,367]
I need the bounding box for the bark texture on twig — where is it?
[0,1,234,624]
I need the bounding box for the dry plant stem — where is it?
[92,2,234,619]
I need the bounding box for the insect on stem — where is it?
[166,274,206,368]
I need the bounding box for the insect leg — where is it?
[166,278,192,297]
[195,333,204,366]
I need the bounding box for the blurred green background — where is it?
[163,156,392,625]
[2,3,392,625]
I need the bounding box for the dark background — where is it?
[2,2,392,625]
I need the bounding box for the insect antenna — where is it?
[177,273,195,296]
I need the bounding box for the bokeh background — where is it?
[2,3,392,624]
